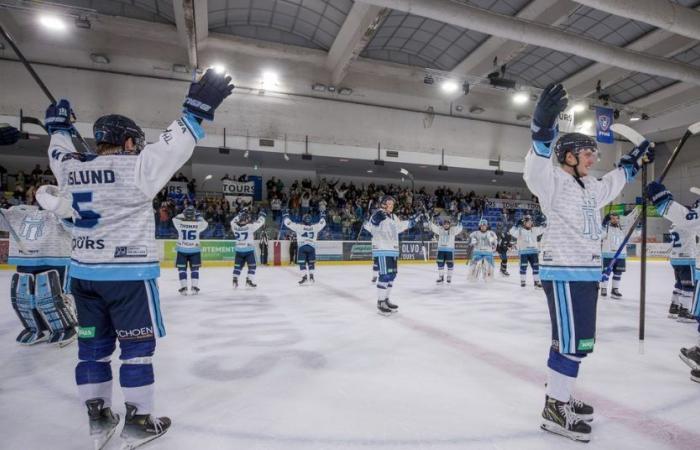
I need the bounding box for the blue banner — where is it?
[595,106,614,144]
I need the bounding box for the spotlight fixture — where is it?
[89,53,110,64]
[570,103,586,113]
[312,83,326,92]
[441,80,459,94]
[630,116,641,122]
[469,106,485,114]
[327,85,337,93]
[39,15,67,31]
[74,16,91,29]
[512,92,529,105]
[423,74,434,85]
[210,64,226,74]
[283,153,290,161]
[338,87,352,95]
[262,71,279,88]
[462,82,470,96]
[455,105,464,112]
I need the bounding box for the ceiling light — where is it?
[339,158,349,162]
[491,179,497,183]
[570,103,586,113]
[39,15,67,32]
[469,106,485,114]
[210,64,226,74]
[367,169,373,173]
[512,92,529,105]
[630,116,641,122]
[262,71,278,88]
[455,105,464,112]
[580,120,594,131]
[312,83,326,92]
[338,87,352,95]
[419,165,427,168]
[90,53,110,64]
[243,150,249,158]
[441,80,459,94]
[283,153,290,161]
[327,85,337,93]
[204,174,213,181]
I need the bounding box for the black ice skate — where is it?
[232,277,238,289]
[377,300,393,316]
[541,395,591,442]
[520,280,526,287]
[385,299,399,310]
[668,303,679,318]
[600,287,607,297]
[246,278,257,288]
[178,287,188,296]
[677,307,695,323]
[534,281,543,289]
[691,369,700,383]
[436,275,444,284]
[500,268,510,277]
[569,396,594,422]
[610,288,622,299]
[86,398,120,450]
[446,276,452,284]
[55,327,77,348]
[299,275,308,285]
[310,274,315,283]
[371,275,377,283]
[679,346,700,370]
[191,286,200,295]
[120,403,170,450]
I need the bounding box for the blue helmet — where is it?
[93,114,145,153]
[302,214,312,225]
[237,213,251,225]
[184,206,196,220]
[479,218,488,228]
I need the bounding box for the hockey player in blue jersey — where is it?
[283,211,327,285]
[524,83,653,441]
[647,183,700,383]
[172,206,208,295]
[509,215,545,288]
[365,195,423,314]
[1,200,76,346]
[230,209,266,288]
[41,68,233,449]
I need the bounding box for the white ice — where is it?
[1,261,699,450]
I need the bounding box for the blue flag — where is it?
[596,106,614,144]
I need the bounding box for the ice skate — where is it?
[534,280,543,289]
[55,327,77,348]
[500,268,510,276]
[232,277,238,289]
[371,275,377,283]
[119,403,170,450]
[17,329,49,346]
[541,395,591,442]
[600,287,607,297]
[385,298,399,311]
[178,286,188,296]
[298,275,308,285]
[309,274,315,283]
[86,398,120,450]
[679,346,700,370]
[436,275,444,284]
[668,303,679,318]
[377,300,393,316]
[691,369,700,383]
[610,288,622,299]
[191,286,200,295]
[569,396,594,422]
[677,307,695,323]
[520,280,526,288]
[446,276,452,284]
[246,278,257,288]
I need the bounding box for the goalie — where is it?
[467,219,497,282]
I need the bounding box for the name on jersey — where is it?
[66,169,116,186]
[73,236,105,250]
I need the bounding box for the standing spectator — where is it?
[289,234,297,265]
[259,231,269,265]
[271,196,282,220]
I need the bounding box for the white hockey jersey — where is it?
[366,211,414,256]
[172,215,209,253]
[0,205,72,267]
[601,208,640,259]
[283,217,326,248]
[469,230,497,254]
[49,116,202,280]
[660,201,700,266]
[509,225,544,255]
[230,214,265,254]
[524,141,627,281]
[429,222,463,252]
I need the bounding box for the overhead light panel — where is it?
[367,169,373,173]
[262,71,279,89]
[243,150,249,158]
[512,92,529,105]
[338,87,352,95]
[90,53,110,64]
[630,116,641,122]
[312,83,326,92]
[570,103,586,113]
[210,64,226,74]
[39,15,67,32]
[441,80,459,94]
[327,85,337,93]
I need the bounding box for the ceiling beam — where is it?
[357,0,700,86]
[451,0,577,77]
[573,0,700,42]
[173,0,208,70]
[326,3,389,86]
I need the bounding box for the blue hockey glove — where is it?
[0,124,20,146]
[619,140,654,182]
[370,210,387,226]
[646,181,672,214]
[183,69,234,121]
[531,83,567,144]
[45,99,75,134]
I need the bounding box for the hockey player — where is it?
[231,210,266,288]
[524,83,653,441]
[429,216,463,283]
[600,208,640,299]
[666,225,697,321]
[283,211,326,285]
[467,219,497,281]
[1,200,76,346]
[495,224,514,276]
[42,69,233,449]
[172,206,208,295]
[365,195,423,314]
[647,183,700,382]
[510,215,545,288]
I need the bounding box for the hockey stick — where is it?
[690,187,700,196]
[0,21,92,154]
[602,121,700,282]
[0,210,28,254]
[355,199,373,242]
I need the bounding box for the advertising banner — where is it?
[163,240,236,261]
[596,106,614,144]
[484,198,540,211]
[166,181,188,196]
[315,241,343,261]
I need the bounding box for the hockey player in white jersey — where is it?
[665,225,697,321]
[230,210,266,288]
[600,208,641,299]
[365,195,423,314]
[283,211,326,285]
[647,183,700,382]
[41,69,233,449]
[429,216,463,283]
[468,219,497,282]
[1,202,76,346]
[510,215,545,288]
[524,83,653,441]
[172,206,208,295]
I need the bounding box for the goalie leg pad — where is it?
[35,270,77,345]
[11,273,50,345]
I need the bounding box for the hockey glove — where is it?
[0,124,20,146]
[183,69,234,121]
[45,99,75,135]
[646,181,672,214]
[619,140,654,182]
[370,210,387,226]
[531,83,567,144]
[36,185,76,219]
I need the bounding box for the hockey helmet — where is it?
[554,133,597,165]
[93,114,145,153]
[442,217,451,229]
[237,212,251,225]
[302,214,313,225]
[379,195,396,211]
[184,206,196,220]
[478,218,488,229]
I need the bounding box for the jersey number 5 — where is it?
[72,192,101,229]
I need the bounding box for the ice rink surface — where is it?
[1,261,699,450]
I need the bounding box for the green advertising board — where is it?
[163,240,236,261]
[604,204,660,218]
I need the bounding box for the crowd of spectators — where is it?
[0,163,57,209]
